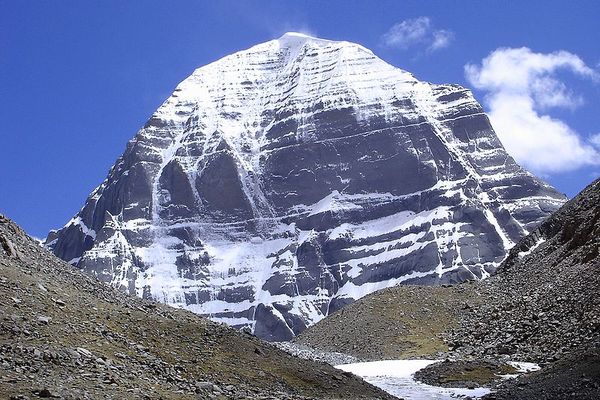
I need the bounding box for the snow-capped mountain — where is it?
[46,33,565,340]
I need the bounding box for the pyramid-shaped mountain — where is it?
[46,33,565,340]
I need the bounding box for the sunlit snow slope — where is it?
[47,33,565,340]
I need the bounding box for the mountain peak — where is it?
[278,31,319,40]
[46,34,566,341]
[276,31,337,45]
[275,31,370,54]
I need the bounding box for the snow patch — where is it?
[336,360,491,399]
[518,237,546,258]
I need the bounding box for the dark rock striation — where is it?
[46,32,564,340]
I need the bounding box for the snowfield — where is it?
[335,359,541,399]
[336,360,490,399]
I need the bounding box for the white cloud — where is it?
[591,133,600,148]
[430,30,454,52]
[465,47,600,174]
[381,17,453,52]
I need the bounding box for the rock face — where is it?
[46,32,565,341]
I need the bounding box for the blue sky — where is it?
[1,1,599,238]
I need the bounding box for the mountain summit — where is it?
[46,34,565,340]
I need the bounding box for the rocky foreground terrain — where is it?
[485,343,600,399]
[297,178,600,398]
[0,214,393,400]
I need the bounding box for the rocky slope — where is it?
[0,214,393,400]
[46,32,564,341]
[485,343,600,400]
[297,178,600,397]
[447,177,600,363]
[295,278,472,360]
